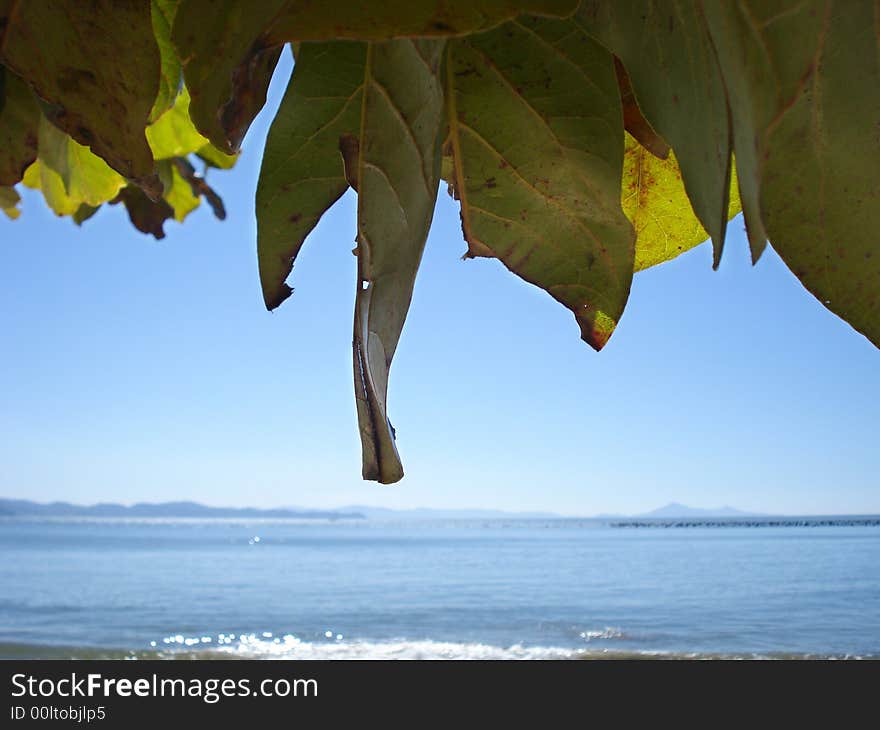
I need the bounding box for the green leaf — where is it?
[262,1,579,43]
[21,160,76,217]
[0,66,39,186]
[702,0,829,263]
[615,59,670,161]
[150,0,183,122]
[0,185,21,219]
[759,3,880,346]
[37,116,126,209]
[577,1,732,268]
[0,1,162,195]
[447,17,634,350]
[72,203,100,226]
[172,1,575,153]
[196,143,239,170]
[623,134,742,272]
[353,39,446,484]
[158,159,200,222]
[256,41,366,311]
[146,87,209,160]
[172,2,284,153]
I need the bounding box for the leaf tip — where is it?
[264,283,293,311]
[578,309,617,351]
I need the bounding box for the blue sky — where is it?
[1,50,877,516]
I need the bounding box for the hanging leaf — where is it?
[150,0,183,122]
[0,186,21,219]
[172,2,284,153]
[196,144,238,170]
[72,204,100,226]
[578,1,732,268]
[760,3,880,346]
[447,17,634,350]
[614,59,669,161]
[354,39,446,483]
[157,159,200,222]
[623,134,741,272]
[173,1,576,152]
[703,0,829,263]
[0,66,40,186]
[146,87,209,160]
[111,186,175,239]
[0,0,162,196]
[256,41,366,311]
[37,116,126,209]
[171,157,226,220]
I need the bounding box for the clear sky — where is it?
[1,50,877,516]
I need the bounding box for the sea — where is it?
[1,516,878,660]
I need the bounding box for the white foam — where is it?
[159,633,580,660]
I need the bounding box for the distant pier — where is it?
[610,517,880,529]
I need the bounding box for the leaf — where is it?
[171,157,226,220]
[447,17,634,350]
[111,186,175,239]
[0,185,20,219]
[73,204,100,226]
[0,66,39,186]
[196,143,238,170]
[37,116,126,209]
[256,41,366,311]
[172,1,575,152]
[172,2,284,153]
[577,1,732,268]
[354,39,446,483]
[759,3,880,346]
[615,59,669,161]
[0,1,162,195]
[146,87,209,160]
[262,0,579,43]
[150,0,183,122]
[623,134,741,272]
[20,160,75,217]
[702,0,829,263]
[157,159,200,222]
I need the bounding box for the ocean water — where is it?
[1,517,878,660]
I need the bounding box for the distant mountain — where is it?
[0,498,363,520]
[336,505,561,521]
[636,502,765,518]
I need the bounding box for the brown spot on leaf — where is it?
[338,133,360,191]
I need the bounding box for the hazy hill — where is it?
[635,502,765,518]
[0,498,363,520]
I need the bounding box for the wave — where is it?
[1,637,873,661]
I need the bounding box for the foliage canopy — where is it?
[1,1,877,483]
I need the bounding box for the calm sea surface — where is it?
[1,518,878,659]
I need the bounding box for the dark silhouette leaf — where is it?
[0,66,39,186]
[0,185,20,219]
[111,185,175,239]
